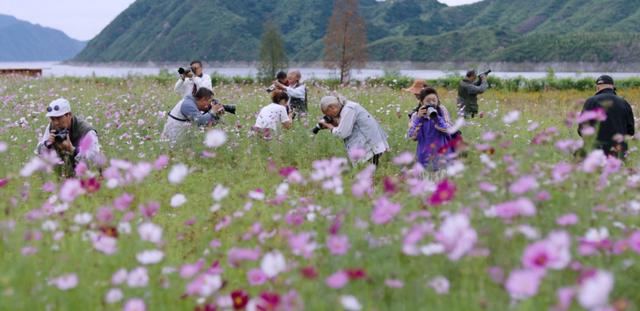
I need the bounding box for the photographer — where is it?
[457,70,489,118]
[162,88,224,146]
[317,95,389,166]
[408,88,452,172]
[275,70,307,115]
[253,90,293,138]
[266,71,288,93]
[36,98,102,177]
[174,60,213,97]
[578,75,635,158]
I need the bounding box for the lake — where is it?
[1,62,640,80]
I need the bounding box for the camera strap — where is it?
[168,113,188,123]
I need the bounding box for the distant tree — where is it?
[323,0,367,85]
[258,22,288,83]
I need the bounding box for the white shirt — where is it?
[174,73,213,97]
[254,103,290,131]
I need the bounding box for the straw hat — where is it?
[403,79,427,95]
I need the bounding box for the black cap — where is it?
[596,75,614,85]
[466,70,476,78]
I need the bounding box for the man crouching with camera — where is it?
[315,95,389,166]
[36,98,102,177]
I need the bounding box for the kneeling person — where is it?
[36,98,102,177]
[253,90,293,135]
[162,88,224,146]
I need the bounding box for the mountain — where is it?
[0,14,86,61]
[74,0,640,63]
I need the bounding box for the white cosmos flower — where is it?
[204,129,227,148]
[136,249,164,265]
[211,184,229,202]
[168,163,188,184]
[170,193,187,207]
[340,295,362,311]
[503,110,520,124]
[260,251,286,278]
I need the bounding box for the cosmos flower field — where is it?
[1,76,640,310]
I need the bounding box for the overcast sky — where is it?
[0,0,483,41]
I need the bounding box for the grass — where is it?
[0,75,639,310]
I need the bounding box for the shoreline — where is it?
[60,61,640,73]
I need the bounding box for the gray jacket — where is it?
[331,101,389,162]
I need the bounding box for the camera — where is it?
[211,99,236,114]
[481,69,492,76]
[53,129,69,143]
[223,104,236,114]
[178,67,192,75]
[427,106,438,119]
[266,85,276,93]
[312,115,334,135]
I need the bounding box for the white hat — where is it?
[46,98,71,117]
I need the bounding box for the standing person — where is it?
[317,95,389,166]
[36,98,102,177]
[162,88,225,146]
[578,75,635,158]
[457,70,488,118]
[253,90,293,137]
[174,60,213,97]
[275,70,307,115]
[408,88,452,173]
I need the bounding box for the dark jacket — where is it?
[457,78,488,115]
[579,88,635,146]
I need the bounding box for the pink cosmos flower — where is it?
[0,178,8,188]
[352,165,375,198]
[153,155,169,170]
[139,202,160,218]
[137,222,163,244]
[247,268,268,285]
[428,276,449,294]
[392,152,414,165]
[126,267,149,288]
[49,273,78,290]
[371,196,402,225]
[288,232,317,258]
[509,175,538,194]
[552,287,574,311]
[185,274,222,297]
[478,181,497,193]
[348,147,367,162]
[92,234,117,255]
[326,270,349,289]
[428,179,456,205]
[435,213,477,261]
[59,179,86,203]
[385,279,404,288]
[327,234,351,255]
[111,268,128,285]
[105,288,123,304]
[96,207,114,223]
[180,259,204,279]
[123,298,146,311]
[486,198,536,220]
[556,213,578,226]
[113,193,134,211]
[522,231,571,270]
[505,269,545,300]
[627,231,640,254]
[577,270,613,310]
[228,247,261,267]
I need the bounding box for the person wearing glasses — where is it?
[162,87,225,146]
[174,60,213,97]
[36,98,102,177]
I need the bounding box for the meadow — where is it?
[0,75,639,311]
